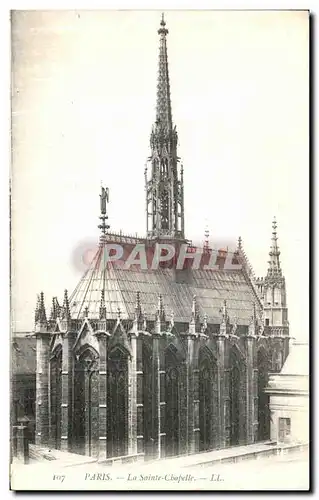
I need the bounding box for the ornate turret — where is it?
[255,218,289,335]
[145,14,185,240]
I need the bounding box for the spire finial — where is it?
[155,294,166,333]
[219,300,230,336]
[204,225,210,252]
[238,236,242,250]
[136,291,141,313]
[35,294,40,324]
[50,296,59,321]
[62,289,71,320]
[248,302,259,336]
[99,289,106,319]
[117,307,121,321]
[157,294,165,320]
[158,12,168,36]
[267,216,281,277]
[98,185,110,241]
[189,295,198,334]
[38,292,47,325]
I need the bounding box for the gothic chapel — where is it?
[34,15,290,461]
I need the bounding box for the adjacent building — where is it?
[266,342,309,445]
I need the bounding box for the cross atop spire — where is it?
[267,216,281,277]
[158,13,168,36]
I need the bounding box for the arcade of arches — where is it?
[38,329,286,461]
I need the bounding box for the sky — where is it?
[11,10,309,340]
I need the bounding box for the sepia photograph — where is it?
[10,9,309,491]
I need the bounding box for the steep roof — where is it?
[68,239,262,326]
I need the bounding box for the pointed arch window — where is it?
[229,346,246,446]
[73,346,99,457]
[164,346,181,458]
[198,347,218,452]
[257,349,270,441]
[107,346,129,458]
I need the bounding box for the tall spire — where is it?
[267,217,281,277]
[156,13,172,132]
[145,13,185,240]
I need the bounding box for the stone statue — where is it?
[100,186,109,215]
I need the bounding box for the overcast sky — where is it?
[11,10,309,339]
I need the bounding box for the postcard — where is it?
[10,9,309,491]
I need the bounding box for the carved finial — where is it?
[37,292,47,324]
[50,296,59,321]
[219,299,230,336]
[272,216,277,231]
[62,289,71,320]
[158,12,168,36]
[135,291,141,315]
[238,236,242,250]
[34,294,40,323]
[84,306,89,318]
[204,225,210,252]
[221,299,228,321]
[155,294,166,334]
[267,216,281,277]
[132,291,145,333]
[248,302,259,336]
[188,295,198,335]
[157,294,165,322]
[99,289,107,319]
[117,307,121,321]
